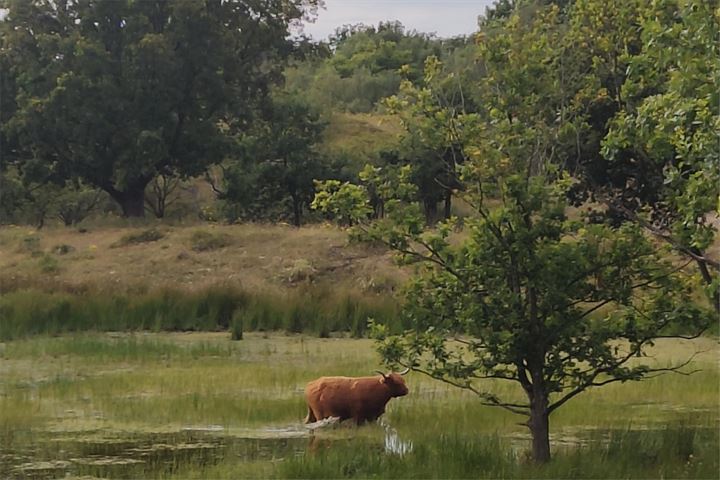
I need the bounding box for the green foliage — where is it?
[601,1,719,305]
[312,180,373,226]
[220,93,328,226]
[1,0,318,217]
[383,56,478,222]
[284,21,450,114]
[38,254,60,274]
[0,169,106,228]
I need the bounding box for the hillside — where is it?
[0,224,407,295]
[320,112,402,162]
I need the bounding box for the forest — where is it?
[0,0,718,477]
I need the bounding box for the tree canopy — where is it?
[1,0,319,216]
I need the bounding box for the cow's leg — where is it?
[304,406,317,424]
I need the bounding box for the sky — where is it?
[300,0,497,40]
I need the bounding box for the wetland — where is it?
[1,332,717,478]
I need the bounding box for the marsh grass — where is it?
[0,285,402,341]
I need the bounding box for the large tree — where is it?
[1,0,318,216]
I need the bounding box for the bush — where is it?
[286,259,316,283]
[111,228,165,247]
[18,234,41,254]
[230,311,243,340]
[38,254,60,274]
[189,230,232,252]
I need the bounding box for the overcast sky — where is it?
[300,0,497,40]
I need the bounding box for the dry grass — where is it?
[320,112,402,163]
[0,223,407,294]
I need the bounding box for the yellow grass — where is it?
[0,223,407,294]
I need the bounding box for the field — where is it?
[1,332,717,479]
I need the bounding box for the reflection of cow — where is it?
[304,369,410,425]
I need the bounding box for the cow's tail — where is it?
[304,407,317,424]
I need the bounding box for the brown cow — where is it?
[304,368,409,425]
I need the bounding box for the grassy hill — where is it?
[320,112,402,163]
[0,223,405,295]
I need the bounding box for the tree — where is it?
[312,4,711,462]
[315,155,709,466]
[219,93,327,226]
[601,1,720,311]
[145,174,180,219]
[1,0,319,216]
[384,56,475,223]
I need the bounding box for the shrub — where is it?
[18,234,41,254]
[189,230,232,252]
[230,311,243,340]
[286,259,316,283]
[38,254,60,274]
[52,244,76,255]
[111,228,165,247]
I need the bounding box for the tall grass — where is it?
[278,425,719,479]
[0,285,402,341]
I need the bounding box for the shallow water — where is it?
[1,428,308,479]
[4,422,715,479]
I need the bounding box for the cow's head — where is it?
[376,368,410,397]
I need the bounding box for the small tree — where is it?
[316,163,709,463]
[220,93,327,226]
[145,174,181,219]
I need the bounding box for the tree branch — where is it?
[408,365,530,415]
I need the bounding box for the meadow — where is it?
[1,332,717,479]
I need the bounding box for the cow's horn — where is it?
[398,367,410,376]
[374,370,387,378]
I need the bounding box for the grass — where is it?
[0,333,716,479]
[319,112,402,168]
[0,223,406,294]
[0,284,402,341]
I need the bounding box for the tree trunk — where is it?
[423,199,437,225]
[691,247,719,313]
[104,182,149,218]
[291,192,302,227]
[443,189,452,219]
[529,395,551,463]
[119,189,146,217]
